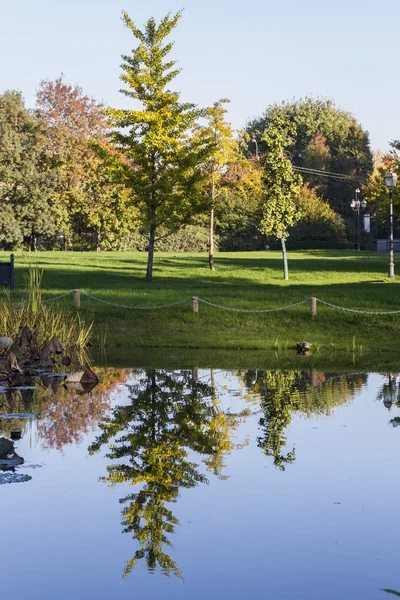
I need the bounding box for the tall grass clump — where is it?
[0,269,93,354]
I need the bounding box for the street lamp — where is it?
[384,171,398,278]
[350,188,367,251]
[251,138,259,161]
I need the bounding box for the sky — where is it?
[1,0,399,152]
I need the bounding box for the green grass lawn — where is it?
[4,249,400,355]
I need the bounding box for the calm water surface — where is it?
[1,367,400,599]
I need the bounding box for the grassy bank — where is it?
[3,249,400,353]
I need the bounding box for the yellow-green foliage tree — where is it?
[107,11,213,282]
[364,144,400,223]
[197,100,263,269]
[260,116,302,280]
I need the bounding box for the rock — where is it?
[0,437,15,459]
[10,429,22,440]
[296,341,312,355]
[0,413,39,419]
[0,436,24,468]
[65,366,99,384]
[0,337,11,351]
[5,352,23,373]
[39,335,64,367]
[0,473,32,485]
[0,454,24,467]
[64,367,99,394]
[11,326,34,356]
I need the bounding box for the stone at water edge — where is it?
[0,337,11,351]
[0,437,14,458]
[296,341,312,355]
[0,473,32,485]
[65,366,99,384]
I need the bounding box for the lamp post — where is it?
[350,188,367,251]
[251,138,259,161]
[384,171,398,279]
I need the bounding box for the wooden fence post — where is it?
[73,289,81,310]
[192,296,199,313]
[310,297,317,317]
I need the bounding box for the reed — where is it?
[0,268,93,354]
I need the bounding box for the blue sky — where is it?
[1,0,398,151]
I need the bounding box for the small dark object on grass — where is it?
[296,342,312,356]
[61,355,72,366]
[10,429,21,440]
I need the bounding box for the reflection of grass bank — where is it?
[6,249,400,352]
[93,347,400,373]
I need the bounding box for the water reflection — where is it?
[89,369,249,578]
[2,365,400,595]
[241,370,368,470]
[0,368,130,450]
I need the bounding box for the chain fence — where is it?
[80,291,191,310]
[197,298,310,313]
[42,290,400,316]
[316,299,400,315]
[43,292,73,304]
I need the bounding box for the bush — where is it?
[285,185,349,249]
[111,225,213,253]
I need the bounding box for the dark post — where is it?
[10,254,15,291]
[389,189,395,279]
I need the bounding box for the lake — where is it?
[1,366,399,599]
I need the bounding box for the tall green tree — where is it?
[247,98,373,217]
[0,91,58,249]
[198,100,263,269]
[108,11,213,282]
[260,117,302,280]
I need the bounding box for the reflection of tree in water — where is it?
[242,370,368,470]
[377,374,400,428]
[89,369,249,578]
[378,374,400,414]
[0,369,129,450]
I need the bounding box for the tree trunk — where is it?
[146,204,156,283]
[209,181,215,271]
[96,227,101,252]
[30,227,36,252]
[281,237,289,281]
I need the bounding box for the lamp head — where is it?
[384,171,398,188]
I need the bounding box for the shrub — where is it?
[285,185,348,249]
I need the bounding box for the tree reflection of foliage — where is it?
[378,374,400,414]
[0,368,129,450]
[0,386,43,439]
[89,369,249,579]
[241,370,368,471]
[38,368,130,451]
